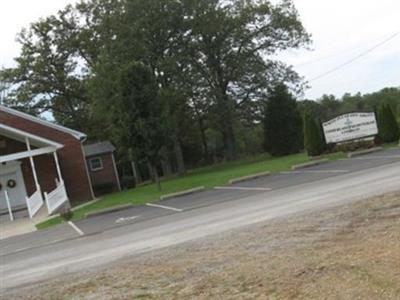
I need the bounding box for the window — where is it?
[89,157,103,171]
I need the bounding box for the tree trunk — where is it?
[218,91,237,161]
[147,161,155,183]
[212,147,218,164]
[130,160,142,185]
[198,119,209,162]
[174,138,186,175]
[152,163,161,191]
[160,147,173,177]
[222,114,236,161]
[226,126,236,160]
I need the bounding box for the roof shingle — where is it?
[83,141,116,157]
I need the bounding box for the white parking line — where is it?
[214,186,272,191]
[146,203,183,212]
[281,170,349,174]
[68,221,84,236]
[115,216,140,224]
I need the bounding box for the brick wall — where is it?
[0,110,94,204]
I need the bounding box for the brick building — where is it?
[0,105,119,220]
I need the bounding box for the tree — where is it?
[186,0,310,160]
[377,103,400,143]
[0,0,122,132]
[104,62,167,190]
[89,0,193,175]
[311,87,400,123]
[263,84,303,156]
[3,0,312,173]
[0,77,10,105]
[303,112,325,157]
[0,10,89,129]
[317,94,341,120]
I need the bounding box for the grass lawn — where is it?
[37,151,345,229]
[382,141,399,149]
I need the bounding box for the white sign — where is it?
[323,112,378,144]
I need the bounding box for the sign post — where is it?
[322,112,378,144]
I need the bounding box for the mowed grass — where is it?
[36,151,345,229]
[382,141,399,149]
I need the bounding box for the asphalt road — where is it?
[1,147,399,291]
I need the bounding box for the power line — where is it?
[294,42,370,67]
[308,32,399,83]
[294,32,398,67]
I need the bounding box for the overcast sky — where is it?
[1,0,399,100]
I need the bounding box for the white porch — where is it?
[0,124,70,223]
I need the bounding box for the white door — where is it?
[0,161,28,212]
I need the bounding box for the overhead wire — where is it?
[307,32,399,82]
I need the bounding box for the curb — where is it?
[35,198,103,226]
[160,186,206,201]
[84,204,133,218]
[347,147,383,158]
[72,198,102,211]
[228,171,271,185]
[291,158,329,170]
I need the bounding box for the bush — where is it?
[60,209,73,221]
[263,84,303,156]
[93,182,117,196]
[333,139,375,153]
[120,175,136,190]
[303,112,326,156]
[377,103,400,143]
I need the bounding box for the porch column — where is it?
[53,151,64,184]
[4,190,14,221]
[25,137,41,192]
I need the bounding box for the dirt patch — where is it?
[4,192,400,300]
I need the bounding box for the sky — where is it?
[0,0,399,100]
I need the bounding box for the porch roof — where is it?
[0,123,64,163]
[0,105,87,140]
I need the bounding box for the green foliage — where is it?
[2,0,399,169]
[377,103,400,143]
[1,0,353,176]
[263,84,303,156]
[118,62,167,160]
[186,0,310,160]
[94,62,168,189]
[303,112,326,157]
[0,7,91,130]
[298,87,400,123]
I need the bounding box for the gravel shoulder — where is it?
[4,191,400,300]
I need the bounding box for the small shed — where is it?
[83,141,121,196]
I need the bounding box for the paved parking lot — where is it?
[1,147,399,256]
[76,147,400,235]
[1,151,399,291]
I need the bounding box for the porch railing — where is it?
[45,180,68,214]
[4,190,14,221]
[26,189,44,219]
